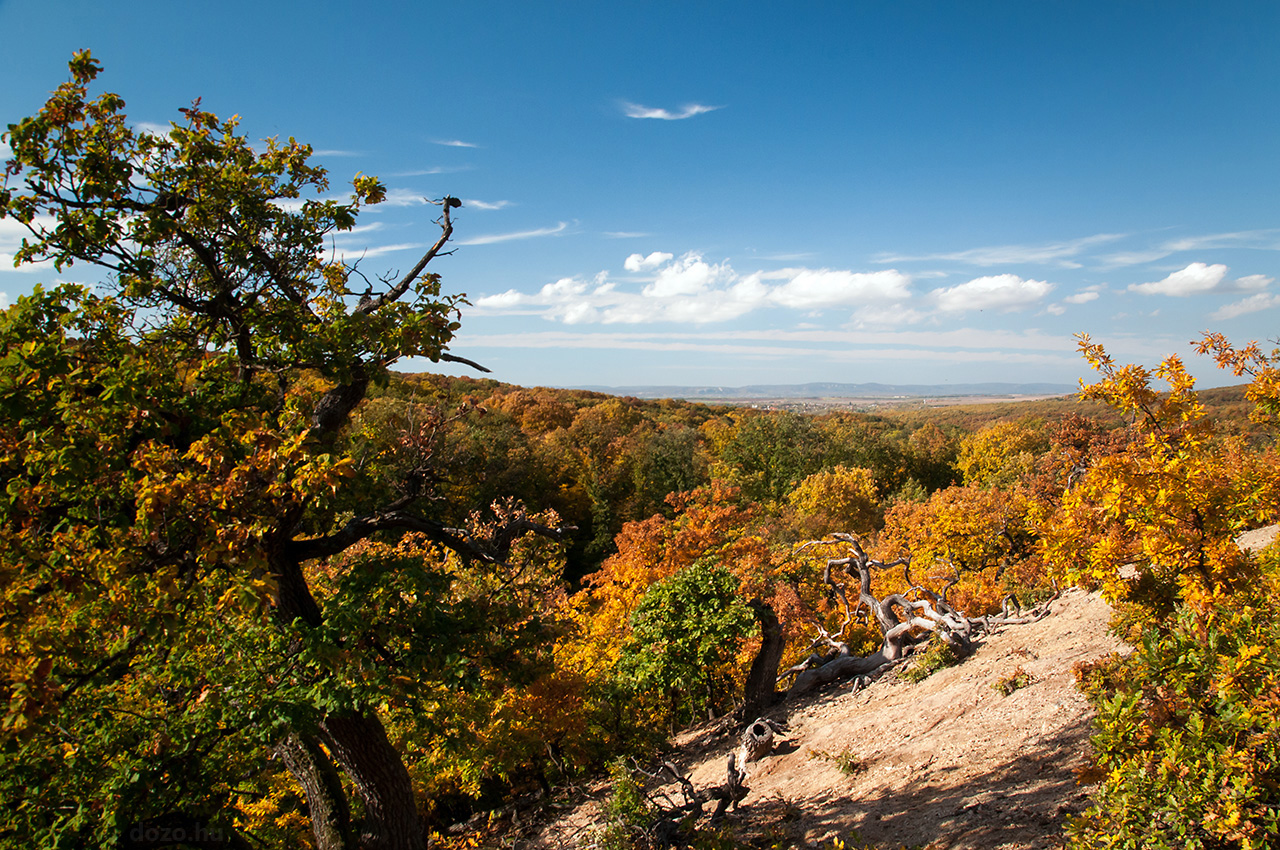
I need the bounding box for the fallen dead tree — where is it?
[781,533,1056,696]
[624,755,749,847]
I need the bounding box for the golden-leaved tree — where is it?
[0,53,566,850]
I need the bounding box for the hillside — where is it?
[529,587,1128,849]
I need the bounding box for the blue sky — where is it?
[2,1,1279,390]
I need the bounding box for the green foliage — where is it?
[596,759,653,850]
[616,559,756,725]
[992,666,1033,696]
[900,638,963,684]
[1069,595,1280,849]
[714,411,823,503]
[809,747,866,776]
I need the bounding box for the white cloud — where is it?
[1211,293,1280,320]
[464,199,511,211]
[621,101,723,120]
[931,274,1053,312]
[624,251,674,272]
[457,222,568,246]
[604,231,650,239]
[877,233,1124,267]
[312,149,361,157]
[1233,274,1274,291]
[1099,229,1280,268]
[0,217,59,273]
[433,139,478,148]
[1063,290,1101,305]
[1127,261,1249,296]
[376,188,433,208]
[390,166,470,177]
[850,304,928,327]
[0,139,13,160]
[331,242,426,260]
[768,269,911,309]
[473,252,915,326]
[0,292,9,309]
[439,328,1081,370]
[642,254,735,297]
[133,121,171,137]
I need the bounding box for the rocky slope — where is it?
[530,587,1128,849]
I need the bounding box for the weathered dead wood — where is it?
[739,719,775,763]
[783,534,1058,697]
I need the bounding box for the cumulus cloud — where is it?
[0,217,58,272]
[643,254,734,297]
[1127,262,1271,296]
[1211,293,1280,320]
[475,251,914,325]
[133,121,171,137]
[621,101,722,120]
[1063,290,1101,305]
[624,251,674,272]
[768,269,911,309]
[931,274,1053,312]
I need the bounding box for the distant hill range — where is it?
[577,381,1078,401]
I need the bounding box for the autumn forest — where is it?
[3,54,1280,850]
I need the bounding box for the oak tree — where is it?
[0,53,563,850]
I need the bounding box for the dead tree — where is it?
[780,533,1054,696]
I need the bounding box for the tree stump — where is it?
[739,719,774,762]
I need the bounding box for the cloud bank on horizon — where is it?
[467,232,1278,328]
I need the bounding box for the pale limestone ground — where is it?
[529,587,1128,849]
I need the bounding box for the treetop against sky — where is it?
[1,0,1278,388]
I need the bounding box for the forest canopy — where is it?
[3,53,1280,850]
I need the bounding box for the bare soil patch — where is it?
[527,587,1127,849]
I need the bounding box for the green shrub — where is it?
[992,665,1033,696]
[900,638,962,684]
[1069,603,1280,849]
[596,760,653,850]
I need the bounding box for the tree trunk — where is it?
[270,548,424,850]
[275,732,356,850]
[321,711,426,850]
[741,600,784,718]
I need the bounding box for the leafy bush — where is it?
[900,638,963,684]
[596,759,653,850]
[992,666,1033,696]
[615,559,755,726]
[1069,599,1280,849]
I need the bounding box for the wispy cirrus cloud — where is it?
[620,101,723,120]
[604,231,651,239]
[389,166,472,177]
[1098,229,1280,268]
[876,233,1124,268]
[457,222,569,246]
[433,139,478,148]
[464,199,512,211]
